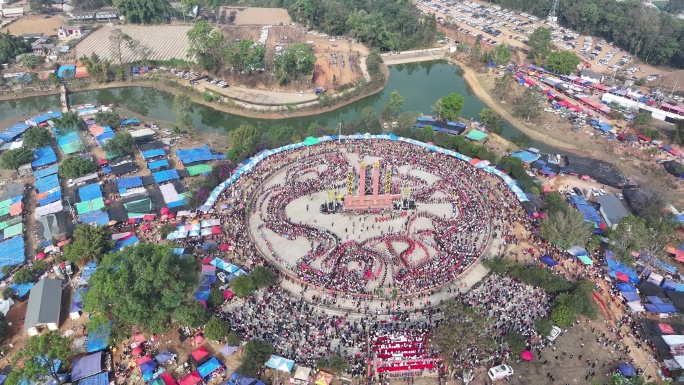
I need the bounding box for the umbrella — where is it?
[314,372,332,385]
[521,351,533,361]
[161,207,169,214]
[132,347,143,356]
[104,200,111,204]
[140,224,151,231]
[35,252,46,260]
[194,335,204,344]
[219,244,229,251]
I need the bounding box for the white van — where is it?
[547,326,562,341]
[488,364,514,381]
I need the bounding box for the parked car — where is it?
[488,365,514,381]
[547,326,562,341]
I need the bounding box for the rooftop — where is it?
[24,278,63,330]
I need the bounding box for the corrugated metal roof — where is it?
[24,278,63,330]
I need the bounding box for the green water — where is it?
[0,60,558,152]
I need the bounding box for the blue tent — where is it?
[198,358,222,379]
[141,149,166,159]
[32,146,57,168]
[616,283,637,293]
[618,364,635,377]
[71,351,103,381]
[86,322,111,352]
[0,122,31,141]
[540,255,558,266]
[35,174,59,193]
[34,164,59,179]
[153,169,180,183]
[118,176,143,193]
[79,183,103,201]
[78,372,108,385]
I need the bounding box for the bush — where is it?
[251,266,277,288]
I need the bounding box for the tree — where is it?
[187,21,225,72]
[527,27,552,60]
[431,301,498,377]
[227,331,242,346]
[22,126,51,149]
[2,287,13,300]
[237,339,274,377]
[84,243,196,333]
[159,223,176,239]
[28,0,53,11]
[53,111,85,132]
[13,268,34,285]
[382,90,404,119]
[0,148,33,170]
[251,266,277,288]
[175,302,209,327]
[225,40,266,75]
[113,0,171,24]
[543,192,569,215]
[94,110,121,129]
[545,51,581,75]
[58,156,95,179]
[62,224,114,265]
[550,304,574,327]
[229,125,261,161]
[540,208,592,249]
[673,120,684,146]
[46,73,60,86]
[274,43,316,85]
[230,275,255,298]
[494,44,512,66]
[8,332,71,385]
[440,93,465,122]
[478,108,503,135]
[102,132,135,157]
[360,107,379,132]
[173,92,193,132]
[317,354,349,374]
[431,98,444,121]
[0,32,30,65]
[632,112,652,127]
[610,215,670,267]
[0,313,8,339]
[204,317,230,341]
[607,373,659,385]
[19,54,43,69]
[493,72,512,101]
[79,54,110,83]
[514,90,542,121]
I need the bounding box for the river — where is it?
[0,60,558,153]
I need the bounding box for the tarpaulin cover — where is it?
[177,146,218,164]
[194,290,210,301]
[161,373,176,385]
[141,149,166,159]
[148,159,169,170]
[79,210,110,227]
[124,198,153,217]
[619,364,635,377]
[578,255,594,265]
[575,204,603,224]
[660,324,676,334]
[71,351,103,381]
[647,296,665,304]
[656,303,678,313]
[76,197,105,215]
[154,350,176,364]
[0,122,31,141]
[540,255,558,266]
[622,292,640,302]
[39,190,61,206]
[139,360,157,374]
[648,272,664,286]
[201,265,216,275]
[511,150,540,164]
[199,276,217,285]
[159,183,181,204]
[186,164,212,176]
[2,223,22,238]
[229,372,258,385]
[665,291,684,312]
[220,345,238,356]
[33,164,58,179]
[112,236,138,252]
[153,169,180,183]
[120,119,140,126]
[28,111,62,125]
[79,184,103,201]
[86,322,111,352]
[606,258,639,284]
[664,279,678,291]
[198,357,222,378]
[191,346,210,362]
[118,176,143,193]
[71,287,86,313]
[265,355,295,372]
[32,146,57,168]
[35,174,59,193]
[0,236,25,278]
[77,372,108,385]
[10,282,34,297]
[179,372,201,385]
[567,246,588,257]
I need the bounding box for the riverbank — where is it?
[0,66,389,121]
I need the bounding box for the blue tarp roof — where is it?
[57,65,76,78]
[34,164,59,179]
[117,176,143,193]
[510,150,540,164]
[606,258,639,284]
[153,169,180,183]
[0,237,26,278]
[575,204,603,224]
[32,146,57,168]
[176,146,219,164]
[77,372,108,385]
[229,372,259,385]
[79,184,103,201]
[112,236,138,252]
[198,357,222,379]
[28,111,62,125]
[79,210,110,227]
[77,261,97,286]
[35,173,60,193]
[38,190,61,206]
[141,149,166,159]
[194,290,210,301]
[70,287,86,313]
[0,122,31,141]
[71,351,103,381]
[119,118,140,126]
[540,255,558,266]
[619,364,635,377]
[616,283,637,292]
[10,282,34,297]
[568,195,587,205]
[622,292,640,302]
[148,159,169,170]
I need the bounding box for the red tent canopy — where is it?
[143,214,156,221]
[161,207,170,214]
[191,346,209,362]
[35,252,46,259]
[140,224,151,231]
[136,356,152,365]
[99,158,108,165]
[223,290,235,300]
[132,347,143,356]
[211,226,221,235]
[659,323,675,334]
[616,272,629,282]
[668,148,682,157]
[202,256,213,265]
[179,371,201,385]
[161,374,177,385]
[134,333,146,343]
[219,244,229,251]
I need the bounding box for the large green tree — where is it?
[94,110,121,129]
[251,266,277,287]
[527,27,552,61]
[6,332,71,385]
[53,111,85,132]
[230,275,255,298]
[22,126,51,149]
[237,339,274,377]
[187,21,225,72]
[204,317,230,341]
[382,90,404,119]
[514,90,543,121]
[540,208,592,249]
[174,302,209,327]
[103,132,135,157]
[173,92,193,131]
[84,243,197,332]
[228,125,262,161]
[545,51,581,75]
[0,148,33,170]
[478,108,503,135]
[440,93,465,122]
[493,72,513,101]
[225,40,266,75]
[113,0,171,24]
[274,43,316,85]
[0,32,30,65]
[59,156,96,179]
[62,224,114,265]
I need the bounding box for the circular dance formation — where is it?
[232,139,524,297]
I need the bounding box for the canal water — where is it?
[0,60,558,153]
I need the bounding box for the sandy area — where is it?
[217,7,291,26]
[1,14,65,36]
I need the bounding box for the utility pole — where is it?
[338,122,342,143]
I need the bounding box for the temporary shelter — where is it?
[265,355,295,372]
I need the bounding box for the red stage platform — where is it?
[344,161,400,210]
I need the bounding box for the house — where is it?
[22,33,44,41]
[51,0,63,10]
[32,43,56,55]
[597,193,630,229]
[24,278,63,336]
[95,7,118,20]
[1,7,25,17]
[57,25,84,39]
[70,11,96,21]
[580,69,604,84]
[18,163,33,178]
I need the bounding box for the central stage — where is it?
[343,161,401,210]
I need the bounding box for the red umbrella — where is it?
[104,200,111,204]
[219,244,229,251]
[35,252,46,259]
[140,224,151,231]
[521,350,533,361]
[616,272,629,282]
[132,347,143,356]
[161,207,170,214]
[202,256,212,265]
[128,218,137,224]
[194,335,204,344]
[211,226,221,235]
[99,158,108,165]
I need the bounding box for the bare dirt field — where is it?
[75,25,192,63]
[1,14,66,37]
[216,7,292,26]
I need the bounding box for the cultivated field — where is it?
[214,6,292,25]
[1,14,66,37]
[75,25,192,63]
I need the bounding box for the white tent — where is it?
[293,366,311,384]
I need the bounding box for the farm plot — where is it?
[215,7,292,26]
[75,25,193,63]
